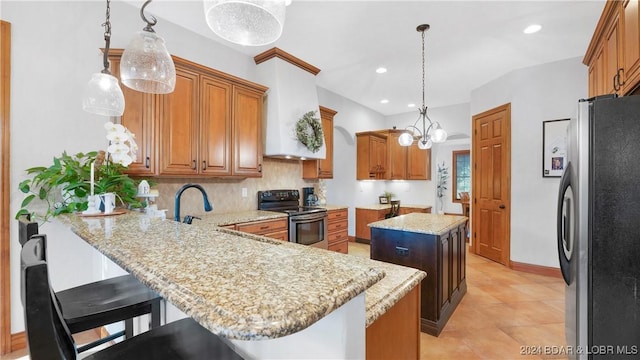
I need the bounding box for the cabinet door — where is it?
[159,67,199,175]
[200,75,232,176]
[318,113,333,177]
[407,144,430,180]
[387,132,406,180]
[623,0,640,93]
[232,86,263,177]
[605,13,621,94]
[109,59,156,176]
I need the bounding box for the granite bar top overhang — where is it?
[57,212,384,340]
[368,213,468,236]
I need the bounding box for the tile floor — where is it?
[350,241,567,360]
[2,243,566,360]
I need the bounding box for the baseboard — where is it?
[10,331,25,352]
[509,260,562,278]
[348,235,355,242]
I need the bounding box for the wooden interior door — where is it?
[472,103,511,265]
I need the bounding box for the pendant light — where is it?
[82,0,125,117]
[203,0,289,46]
[398,24,447,150]
[120,0,176,94]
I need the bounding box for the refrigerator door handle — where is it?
[557,162,574,285]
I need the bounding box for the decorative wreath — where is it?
[295,110,324,153]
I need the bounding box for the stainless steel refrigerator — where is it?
[558,95,640,359]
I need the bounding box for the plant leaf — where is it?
[21,194,35,208]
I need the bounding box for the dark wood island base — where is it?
[369,214,468,336]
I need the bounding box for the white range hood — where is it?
[255,48,326,160]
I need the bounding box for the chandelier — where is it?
[82,0,125,117]
[398,24,447,150]
[203,0,290,46]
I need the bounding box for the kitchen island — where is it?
[369,213,467,336]
[58,211,425,359]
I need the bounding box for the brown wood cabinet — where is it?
[585,0,640,96]
[407,142,431,180]
[356,132,387,180]
[370,221,467,336]
[327,208,348,253]
[235,218,289,241]
[303,106,338,179]
[108,50,266,178]
[385,130,407,180]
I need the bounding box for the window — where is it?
[452,150,470,202]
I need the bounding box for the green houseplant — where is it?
[436,162,449,213]
[16,122,144,222]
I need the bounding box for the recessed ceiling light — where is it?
[523,24,542,34]
[376,67,387,74]
[380,99,389,104]
[408,103,416,108]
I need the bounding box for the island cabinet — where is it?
[327,208,349,253]
[369,214,467,336]
[235,218,289,241]
[356,205,432,242]
[356,132,387,180]
[585,0,640,96]
[302,106,337,179]
[108,50,266,178]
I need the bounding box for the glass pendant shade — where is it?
[82,72,125,117]
[431,127,448,143]
[120,30,176,94]
[203,0,286,46]
[418,137,433,150]
[398,132,414,146]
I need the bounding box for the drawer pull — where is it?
[260,225,270,230]
[395,246,409,256]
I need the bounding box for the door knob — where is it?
[499,204,506,209]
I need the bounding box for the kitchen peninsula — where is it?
[57,211,425,359]
[369,213,467,336]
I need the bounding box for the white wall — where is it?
[470,56,587,267]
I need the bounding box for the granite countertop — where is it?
[323,205,348,211]
[368,212,468,236]
[356,203,432,211]
[200,210,287,226]
[58,212,384,340]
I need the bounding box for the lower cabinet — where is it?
[234,218,289,241]
[327,209,349,253]
[370,222,467,336]
[366,284,421,359]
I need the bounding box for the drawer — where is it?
[265,229,289,242]
[328,220,347,233]
[236,218,288,235]
[328,230,348,243]
[328,209,348,222]
[328,240,348,254]
[219,224,236,230]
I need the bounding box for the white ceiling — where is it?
[125,0,605,116]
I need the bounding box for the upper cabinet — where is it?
[109,50,266,178]
[302,106,338,179]
[356,132,387,180]
[585,0,640,96]
[356,129,431,180]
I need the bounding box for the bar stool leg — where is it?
[125,318,134,338]
[150,299,161,328]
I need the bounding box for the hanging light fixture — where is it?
[398,24,447,150]
[120,0,176,94]
[82,0,125,117]
[203,0,289,46]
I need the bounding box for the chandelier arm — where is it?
[404,125,424,138]
[140,0,157,32]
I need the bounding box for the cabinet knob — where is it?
[192,160,196,170]
[145,157,150,169]
[202,161,206,171]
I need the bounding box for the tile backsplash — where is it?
[152,158,317,219]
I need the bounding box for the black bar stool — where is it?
[21,235,244,360]
[385,200,401,219]
[18,216,161,352]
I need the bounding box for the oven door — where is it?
[289,213,328,249]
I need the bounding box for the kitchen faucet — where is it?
[174,184,213,223]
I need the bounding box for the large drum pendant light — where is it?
[203,0,288,46]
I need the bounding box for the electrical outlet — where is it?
[242,188,247,198]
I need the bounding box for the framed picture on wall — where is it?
[542,119,570,177]
[379,196,389,204]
